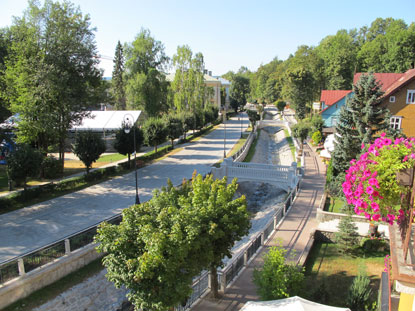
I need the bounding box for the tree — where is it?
[275,101,286,115]
[4,0,102,167]
[331,104,360,182]
[124,28,169,117]
[229,74,250,111]
[6,143,43,190]
[95,179,210,310]
[185,173,250,298]
[113,122,144,167]
[334,214,359,254]
[96,173,250,308]
[72,131,106,174]
[171,45,206,113]
[253,244,304,300]
[0,28,11,124]
[142,117,167,152]
[164,113,183,148]
[349,73,390,145]
[246,109,260,128]
[292,121,310,151]
[112,41,126,110]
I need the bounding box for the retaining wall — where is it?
[0,244,102,310]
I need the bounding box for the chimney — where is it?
[204,69,208,74]
[209,71,212,76]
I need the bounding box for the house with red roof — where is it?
[376,69,415,137]
[319,90,352,129]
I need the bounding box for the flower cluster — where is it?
[342,133,415,225]
[384,254,391,273]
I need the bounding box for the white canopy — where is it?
[71,110,141,132]
[240,297,350,311]
[323,134,338,152]
[320,149,332,159]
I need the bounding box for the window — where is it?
[389,96,395,103]
[407,90,415,104]
[390,116,402,130]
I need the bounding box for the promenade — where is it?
[0,114,249,263]
[192,142,326,310]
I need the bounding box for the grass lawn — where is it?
[324,195,346,213]
[243,129,261,162]
[3,258,104,311]
[302,241,387,307]
[283,129,296,161]
[227,134,248,158]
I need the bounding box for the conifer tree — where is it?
[349,73,390,145]
[331,104,360,177]
[334,214,359,254]
[112,41,126,110]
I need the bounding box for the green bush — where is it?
[253,245,304,300]
[42,156,62,179]
[346,265,373,311]
[360,237,389,252]
[311,131,322,145]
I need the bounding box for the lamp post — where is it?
[239,113,243,138]
[223,107,226,158]
[124,114,140,205]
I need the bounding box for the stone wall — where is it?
[33,269,128,311]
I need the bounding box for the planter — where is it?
[397,167,414,186]
[369,223,379,237]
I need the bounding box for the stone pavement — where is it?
[192,142,326,311]
[0,114,249,263]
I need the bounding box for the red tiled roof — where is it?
[383,69,415,98]
[320,90,352,107]
[353,73,404,91]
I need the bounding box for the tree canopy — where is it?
[3,0,102,167]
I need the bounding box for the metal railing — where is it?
[0,214,122,285]
[175,271,210,311]
[232,129,256,162]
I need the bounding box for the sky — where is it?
[1,0,414,77]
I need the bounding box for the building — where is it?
[165,71,230,110]
[319,90,352,131]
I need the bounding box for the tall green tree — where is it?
[0,28,11,124]
[124,28,169,116]
[164,113,183,148]
[112,40,126,110]
[349,73,390,145]
[171,45,206,112]
[229,74,250,111]
[4,0,102,167]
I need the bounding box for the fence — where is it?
[232,128,256,162]
[0,214,122,285]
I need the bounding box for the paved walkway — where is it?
[0,114,249,263]
[192,142,326,310]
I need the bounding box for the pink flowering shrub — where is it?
[342,133,415,225]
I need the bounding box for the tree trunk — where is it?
[128,153,131,169]
[210,265,220,299]
[155,145,158,153]
[171,138,174,149]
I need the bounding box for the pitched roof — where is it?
[353,72,404,91]
[320,90,352,107]
[383,68,415,98]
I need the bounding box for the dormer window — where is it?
[389,96,395,103]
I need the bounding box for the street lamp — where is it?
[223,107,226,158]
[124,114,140,205]
[239,113,243,138]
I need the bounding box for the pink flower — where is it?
[381,132,386,137]
[361,142,365,150]
[371,202,380,212]
[372,214,380,221]
[368,178,379,188]
[403,155,408,162]
[366,186,374,195]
